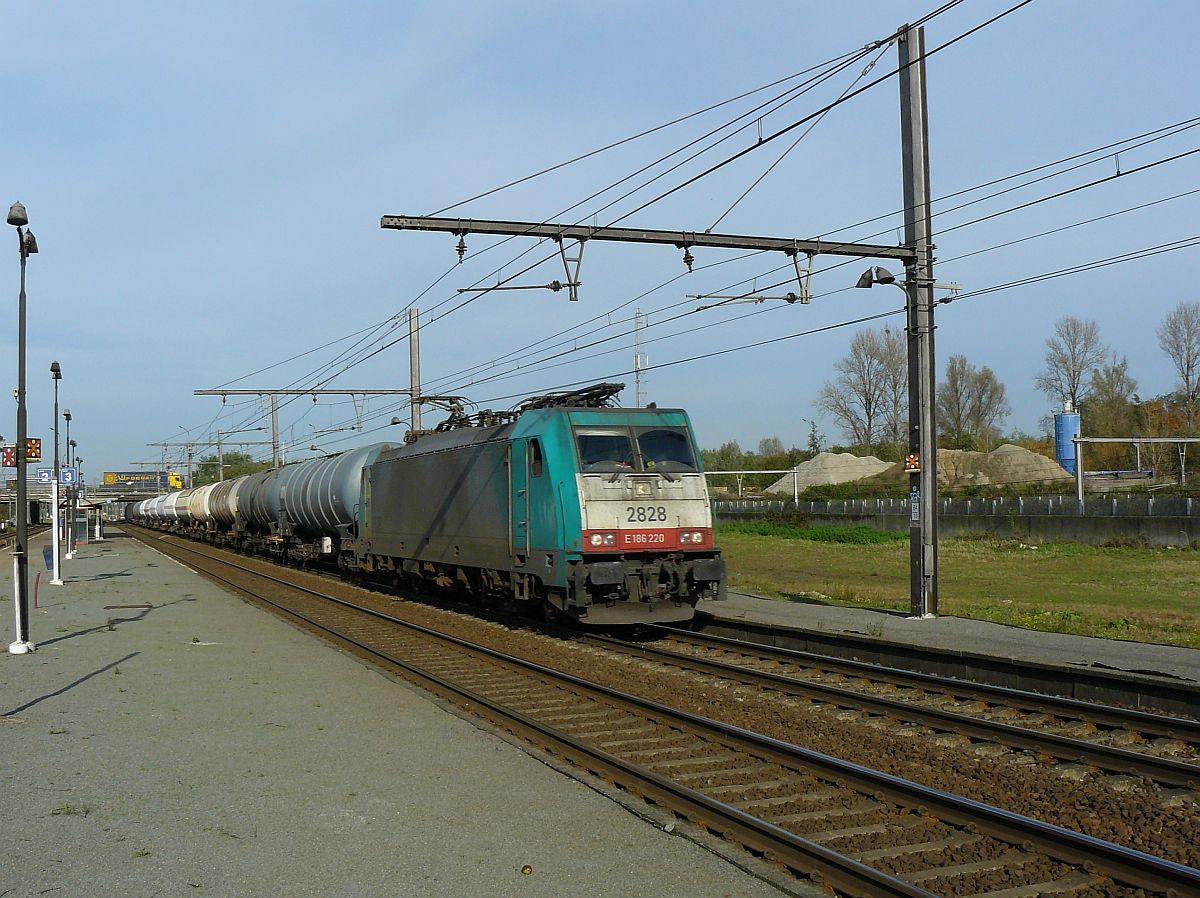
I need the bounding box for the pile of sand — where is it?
[871,443,1070,488]
[764,452,892,493]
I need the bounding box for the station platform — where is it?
[0,529,788,898]
[698,592,1200,715]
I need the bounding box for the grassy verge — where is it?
[717,525,1200,648]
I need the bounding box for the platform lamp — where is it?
[66,436,77,558]
[63,407,72,557]
[8,201,37,654]
[75,454,85,546]
[50,361,63,585]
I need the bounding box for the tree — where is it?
[1081,354,1138,469]
[805,419,825,456]
[757,436,785,457]
[817,328,903,454]
[936,354,1011,450]
[1034,316,1107,409]
[937,355,973,448]
[967,365,1010,452]
[1157,301,1200,429]
[877,327,907,453]
[700,440,745,473]
[194,451,271,485]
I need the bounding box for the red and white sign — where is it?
[1,446,15,468]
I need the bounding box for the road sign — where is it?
[37,468,53,484]
[26,438,41,462]
[1,446,14,467]
[61,467,78,485]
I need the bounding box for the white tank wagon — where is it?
[188,482,220,526]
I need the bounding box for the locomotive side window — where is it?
[529,439,544,476]
[576,428,635,473]
[637,427,696,472]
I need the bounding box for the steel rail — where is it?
[653,625,1200,742]
[584,633,1200,788]
[139,532,929,898]
[136,529,1200,897]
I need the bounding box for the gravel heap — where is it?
[764,452,892,493]
[871,443,1071,488]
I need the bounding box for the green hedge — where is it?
[717,520,908,544]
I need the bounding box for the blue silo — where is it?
[1054,404,1081,473]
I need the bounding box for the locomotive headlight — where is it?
[681,531,705,544]
[590,533,604,546]
[589,531,618,547]
[603,533,616,546]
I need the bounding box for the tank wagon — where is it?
[133,384,725,624]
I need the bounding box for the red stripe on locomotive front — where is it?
[581,527,713,551]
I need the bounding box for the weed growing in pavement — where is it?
[48,728,69,735]
[51,803,89,817]
[132,849,151,858]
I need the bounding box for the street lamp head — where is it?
[389,417,404,425]
[7,201,28,228]
[50,361,61,379]
[69,439,76,449]
[22,231,37,254]
[855,266,897,289]
[63,409,71,422]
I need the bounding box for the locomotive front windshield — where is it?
[575,426,697,474]
[636,427,697,472]
[577,429,634,472]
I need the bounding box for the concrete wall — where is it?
[716,496,1200,546]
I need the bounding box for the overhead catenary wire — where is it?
[203,38,891,429]
[207,36,891,398]
[414,123,1200,397]
[420,149,1200,398]
[225,0,999,410]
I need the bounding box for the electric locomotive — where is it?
[354,384,725,623]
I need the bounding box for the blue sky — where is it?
[3,1,1198,476]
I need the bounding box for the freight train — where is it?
[127,384,725,625]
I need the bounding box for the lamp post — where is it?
[50,361,63,585]
[66,435,77,558]
[76,455,87,544]
[8,201,38,654]
[856,266,961,619]
[63,410,71,556]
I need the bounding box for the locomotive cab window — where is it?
[528,439,544,476]
[575,428,635,473]
[636,427,696,473]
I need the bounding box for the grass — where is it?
[717,525,1200,648]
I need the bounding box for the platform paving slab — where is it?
[2,530,789,898]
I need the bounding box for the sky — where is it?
[2,1,1198,477]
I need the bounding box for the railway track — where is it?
[130,527,1200,897]
[581,628,1200,790]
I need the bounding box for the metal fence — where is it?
[717,495,1199,519]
